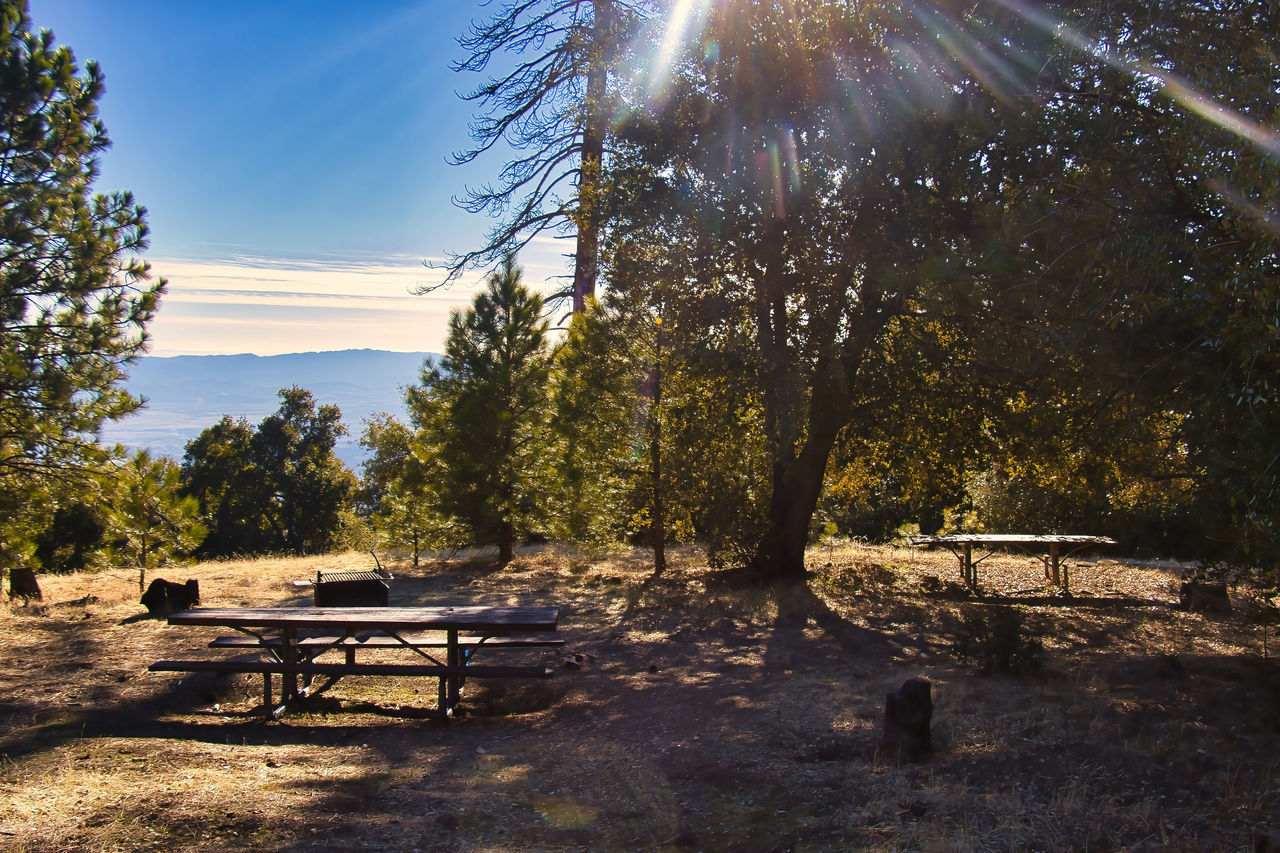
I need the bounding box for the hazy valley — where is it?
[102,349,435,469]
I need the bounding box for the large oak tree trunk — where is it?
[749,223,855,584]
[750,437,835,582]
[498,520,515,567]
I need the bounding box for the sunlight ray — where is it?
[905,1,1031,104]
[994,0,1280,160]
[649,0,712,96]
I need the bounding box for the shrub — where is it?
[951,605,1044,674]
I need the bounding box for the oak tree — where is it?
[607,0,1277,580]
[182,389,355,557]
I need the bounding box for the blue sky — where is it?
[27,1,573,356]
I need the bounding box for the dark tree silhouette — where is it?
[439,0,639,313]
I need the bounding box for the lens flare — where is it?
[994,0,1280,160]
[650,0,713,96]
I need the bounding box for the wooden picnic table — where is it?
[150,605,560,720]
[909,534,1116,593]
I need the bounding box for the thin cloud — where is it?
[144,245,568,356]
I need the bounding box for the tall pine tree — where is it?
[0,1,162,575]
[411,254,552,565]
[441,0,642,312]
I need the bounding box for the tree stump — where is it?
[9,567,42,602]
[1180,581,1231,613]
[140,578,200,615]
[1254,830,1280,852]
[880,678,933,764]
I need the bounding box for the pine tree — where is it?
[0,1,163,576]
[441,0,640,312]
[547,296,645,549]
[109,450,205,591]
[411,254,552,565]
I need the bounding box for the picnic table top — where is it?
[909,534,1117,546]
[167,605,560,633]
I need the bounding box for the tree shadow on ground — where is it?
[968,592,1170,610]
[0,678,482,759]
[770,577,906,657]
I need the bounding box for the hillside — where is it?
[1,542,1277,850]
[101,349,436,469]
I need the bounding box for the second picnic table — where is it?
[150,605,561,720]
[909,533,1116,593]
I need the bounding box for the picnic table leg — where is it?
[446,628,462,718]
[281,627,299,702]
[435,629,462,723]
[963,544,977,591]
[1049,543,1062,588]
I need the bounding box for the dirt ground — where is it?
[1,542,1278,852]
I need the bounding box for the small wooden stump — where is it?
[8,567,42,602]
[1254,830,1280,852]
[140,578,200,615]
[1180,581,1231,613]
[880,677,933,764]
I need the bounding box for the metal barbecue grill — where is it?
[309,569,393,607]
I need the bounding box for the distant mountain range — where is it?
[101,349,436,469]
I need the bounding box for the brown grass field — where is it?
[1,542,1278,852]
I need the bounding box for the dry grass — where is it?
[1,542,1278,851]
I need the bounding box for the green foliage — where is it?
[330,509,376,555]
[20,449,206,577]
[956,0,1279,571]
[356,412,412,519]
[180,415,262,556]
[657,339,770,567]
[33,498,106,573]
[433,0,1276,575]
[965,399,1201,553]
[409,255,553,565]
[0,0,162,560]
[821,317,990,540]
[253,387,355,554]
[108,449,205,575]
[546,297,645,550]
[607,0,1038,578]
[358,412,457,566]
[24,470,116,573]
[600,0,1279,579]
[181,389,354,557]
[951,606,1045,675]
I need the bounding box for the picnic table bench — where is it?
[909,533,1116,593]
[206,632,564,665]
[150,605,560,720]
